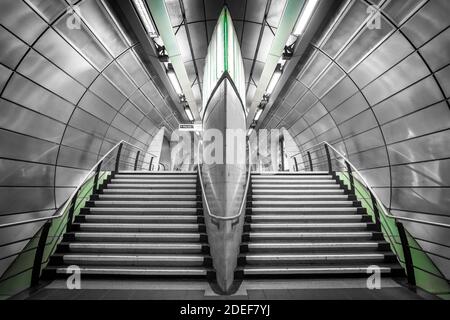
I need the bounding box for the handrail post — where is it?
[134,151,140,171]
[149,157,154,171]
[370,191,381,228]
[93,161,102,193]
[346,162,355,194]
[396,222,416,286]
[293,157,299,172]
[114,142,123,172]
[31,221,51,286]
[324,144,332,174]
[66,190,79,232]
[307,152,313,171]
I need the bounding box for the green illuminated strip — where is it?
[224,9,228,72]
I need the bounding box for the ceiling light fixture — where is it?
[265,64,283,97]
[293,0,319,36]
[167,64,183,96]
[132,0,158,37]
[254,106,264,122]
[184,105,194,122]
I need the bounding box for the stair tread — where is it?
[47,266,211,276]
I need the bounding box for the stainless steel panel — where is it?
[284,81,307,107]
[293,91,318,116]
[17,50,85,104]
[56,145,98,170]
[55,187,74,208]
[111,114,137,137]
[303,102,327,125]
[78,90,117,124]
[348,147,389,170]
[345,127,385,154]
[321,0,368,58]
[315,127,342,146]
[401,0,450,47]
[117,49,149,87]
[358,167,390,188]
[298,50,331,87]
[373,75,444,124]
[338,108,378,139]
[103,61,137,97]
[25,0,67,23]
[129,90,153,115]
[383,0,426,25]
[245,0,266,23]
[350,31,414,88]
[288,117,308,137]
[77,0,128,58]
[2,73,75,123]
[0,25,28,69]
[381,102,450,144]
[311,63,345,98]
[55,166,88,187]
[61,127,102,154]
[241,22,260,59]
[310,114,336,137]
[330,92,368,124]
[419,27,450,71]
[0,159,54,187]
[362,53,430,106]
[0,64,12,93]
[392,159,450,188]
[0,98,65,144]
[435,66,450,98]
[388,130,450,165]
[0,187,54,215]
[120,101,145,125]
[321,77,358,112]
[54,10,112,71]
[0,0,47,45]
[0,128,58,164]
[34,28,98,87]
[90,75,127,110]
[69,107,109,138]
[391,187,450,216]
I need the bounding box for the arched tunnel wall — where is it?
[0,0,183,276]
[261,0,450,278]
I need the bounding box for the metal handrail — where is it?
[0,140,154,229]
[304,141,450,229]
[197,140,252,221]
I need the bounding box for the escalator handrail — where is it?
[197,140,251,221]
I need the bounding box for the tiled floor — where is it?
[13,278,427,300]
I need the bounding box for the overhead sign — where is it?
[179,123,203,132]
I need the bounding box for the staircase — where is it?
[238,172,404,278]
[43,171,214,279]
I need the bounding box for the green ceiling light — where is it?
[131,0,158,37]
[293,0,319,36]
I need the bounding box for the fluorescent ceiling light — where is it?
[167,65,183,96]
[293,0,319,36]
[132,0,158,37]
[254,108,263,122]
[266,65,283,96]
[247,128,254,136]
[184,106,194,122]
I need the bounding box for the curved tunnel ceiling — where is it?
[260,0,450,276]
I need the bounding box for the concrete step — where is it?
[250,208,360,215]
[74,223,202,233]
[248,223,371,232]
[246,232,382,242]
[87,208,199,215]
[53,253,207,267]
[252,189,345,195]
[98,195,198,201]
[70,232,204,243]
[242,265,403,276]
[248,215,370,223]
[63,242,204,254]
[245,242,388,253]
[117,171,197,175]
[251,195,350,201]
[107,184,197,189]
[102,189,197,195]
[244,253,396,265]
[251,201,355,208]
[252,180,336,185]
[78,215,201,224]
[251,172,329,176]
[252,175,333,180]
[91,200,198,208]
[252,184,340,189]
[111,179,197,184]
[114,175,197,179]
[46,266,210,277]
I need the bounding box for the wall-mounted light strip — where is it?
[254,106,264,122]
[167,64,183,96]
[184,105,194,122]
[132,0,159,37]
[265,64,283,97]
[293,0,319,36]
